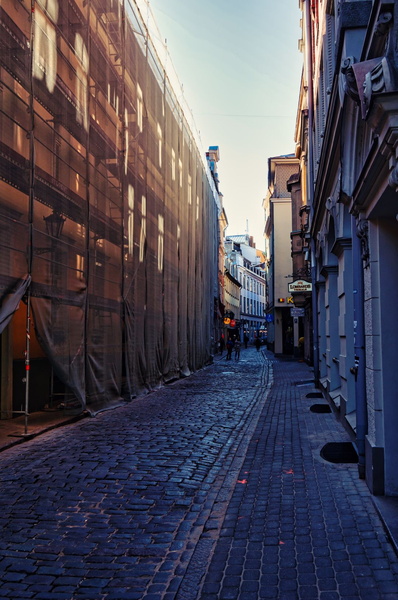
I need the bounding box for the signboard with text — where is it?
[288,279,312,293]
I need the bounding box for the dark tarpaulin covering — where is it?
[0,0,219,415]
[0,275,31,334]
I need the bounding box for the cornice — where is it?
[320,264,338,278]
[331,236,352,258]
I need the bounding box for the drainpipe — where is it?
[303,0,320,384]
[351,217,367,478]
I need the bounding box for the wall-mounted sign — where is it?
[291,307,305,317]
[288,279,312,293]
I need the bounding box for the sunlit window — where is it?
[188,175,192,205]
[139,195,146,262]
[128,184,134,257]
[75,33,89,131]
[137,84,143,132]
[172,149,176,181]
[124,109,129,175]
[158,215,164,272]
[157,123,162,168]
[177,223,180,252]
[179,159,183,188]
[76,254,84,280]
[33,0,59,93]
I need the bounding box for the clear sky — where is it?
[147,0,303,251]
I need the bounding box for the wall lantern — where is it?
[44,211,66,239]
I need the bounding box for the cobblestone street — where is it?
[1,348,398,600]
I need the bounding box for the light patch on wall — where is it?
[139,195,146,262]
[124,109,129,175]
[137,84,143,132]
[158,215,164,272]
[157,123,162,168]
[128,184,134,257]
[76,254,84,281]
[33,0,59,93]
[172,149,176,181]
[179,159,183,188]
[75,33,89,131]
[188,174,192,205]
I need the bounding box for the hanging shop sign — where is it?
[288,279,312,293]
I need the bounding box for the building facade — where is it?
[0,0,220,417]
[206,146,228,352]
[224,235,267,343]
[264,155,300,355]
[297,0,398,495]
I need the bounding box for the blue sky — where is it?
[147,0,303,250]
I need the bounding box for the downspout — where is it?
[352,218,367,478]
[303,0,320,383]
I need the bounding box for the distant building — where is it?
[223,269,241,340]
[263,155,300,355]
[224,235,267,343]
[206,146,228,351]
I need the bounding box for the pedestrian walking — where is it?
[226,338,234,360]
[234,340,241,361]
[243,334,249,349]
[255,337,261,352]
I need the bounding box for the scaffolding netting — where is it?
[0,0,219,415]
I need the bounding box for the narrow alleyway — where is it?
[0,348,398,600]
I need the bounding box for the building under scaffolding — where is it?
[0,0,220,417]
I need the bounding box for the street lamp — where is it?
[43,211,66,239]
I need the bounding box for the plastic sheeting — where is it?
[0,0,219,415]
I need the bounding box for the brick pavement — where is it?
[0,348,398,600]
[196,354,398,600]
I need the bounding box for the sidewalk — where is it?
[0,406,86,451]
[196,349,398,599]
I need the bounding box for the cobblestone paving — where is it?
[198,357,398,600]
[1,349,398,600]
[0,349,270,600]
